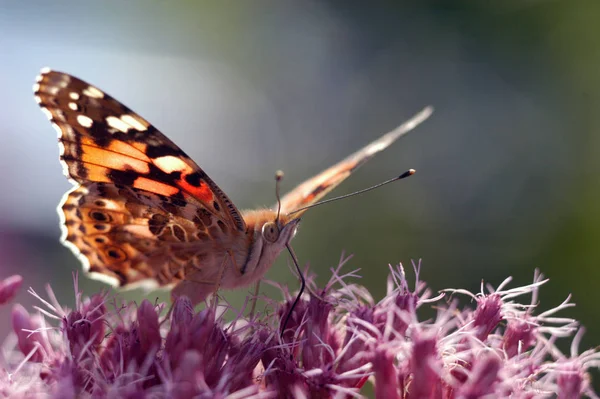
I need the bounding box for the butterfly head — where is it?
[241,209,300,281]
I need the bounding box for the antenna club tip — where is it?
[275,170,284,181]
[399,169,416,179]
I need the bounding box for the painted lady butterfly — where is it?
[34,68,432,304]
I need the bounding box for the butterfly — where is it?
[34,68,432,304]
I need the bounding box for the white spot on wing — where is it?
[121,114,148,131]
[77,115,93,128]
[68,102,78,111]
[106,116,130,133]
[34,96,42,104]
[69,92,80,100]
[32,83,40,93]
[40,67,51,74]
[154,155,188,173]
[82,86,104,99]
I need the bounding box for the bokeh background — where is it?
[1,0,599,389]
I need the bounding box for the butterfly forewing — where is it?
[34,69,245,231]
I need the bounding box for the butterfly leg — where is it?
[211,249,253,307]
[208,252,230,308]
[212,251,232,291]
[227,249,243,274]
[248,281,261,318]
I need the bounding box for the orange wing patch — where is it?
[132,177,180,197]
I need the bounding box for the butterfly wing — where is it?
[278,106,433,217]
[35,69,246,295]
[60,182,235,294]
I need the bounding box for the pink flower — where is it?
[11,304,50,363]
[0,260,598,398]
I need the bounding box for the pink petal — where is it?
[0,274,22,305]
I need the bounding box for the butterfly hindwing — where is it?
[60,182,229,288]
[278,106,433,217]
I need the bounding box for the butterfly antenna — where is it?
[281,242,306,338]
[288,169,416,216]
[275,170,284,225]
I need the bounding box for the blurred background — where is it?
[1,0,599,385]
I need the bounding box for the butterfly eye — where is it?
[262,221,280,243]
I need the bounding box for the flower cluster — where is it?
[1,258,598,398]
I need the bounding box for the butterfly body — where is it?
[34,68,431,304]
